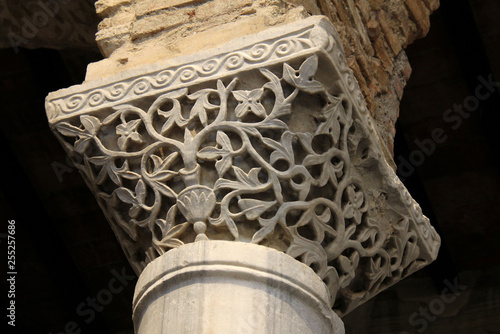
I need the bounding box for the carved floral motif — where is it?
[46,17,439,316]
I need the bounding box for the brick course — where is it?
[92,0,439,155]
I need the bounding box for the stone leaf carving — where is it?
[45,17,440,316]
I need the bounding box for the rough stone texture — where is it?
[313,0,439,155]
[87,0,308,79]
[87,0,439,156]
[0,0,99,51]
[45,17,439,316]
[0,0,439,157]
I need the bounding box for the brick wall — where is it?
[0,0,440,155]
[315,0,440,154]
[91,0,439,156]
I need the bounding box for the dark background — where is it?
[1,0,499,333]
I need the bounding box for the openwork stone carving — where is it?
[46,16,440,316]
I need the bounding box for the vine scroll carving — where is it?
[45,16,440,316]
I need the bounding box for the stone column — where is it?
[45,2,440,333]
[134,241,343,333]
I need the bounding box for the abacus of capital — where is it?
[45,14,440,334]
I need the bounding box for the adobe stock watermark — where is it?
[399,277,467,334]
[48,267,136,334]
[0,233,7,245]
[51,155,82,183]
[7,0,73,53]
[397,74,500,181]
[237,297,266,333]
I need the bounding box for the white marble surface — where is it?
[133,241,344,334]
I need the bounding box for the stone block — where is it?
[95,23,132,57]
[373,36,393,70]
[366,20,382,41]
[130,11,188,40]
[95,0,133,17]
[404,0,431,36]
[377,10,402,55]
[371,59,390,91]
[422,0,440,11]
[135,0,208,17]
[368,0,384,11]
[195,0,254,21]
[355,0,373,24]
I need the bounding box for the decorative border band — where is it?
[46,17,346,122]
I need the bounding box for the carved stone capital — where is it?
[45,16,440,316]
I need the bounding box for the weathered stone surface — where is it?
[45,16,440,316]
[88,0,308,80]
[314,0,438,155]
[88,0,439,157]
[134,241,344,333]
[0,0,439,158]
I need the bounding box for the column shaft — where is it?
[133,241,344,334]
